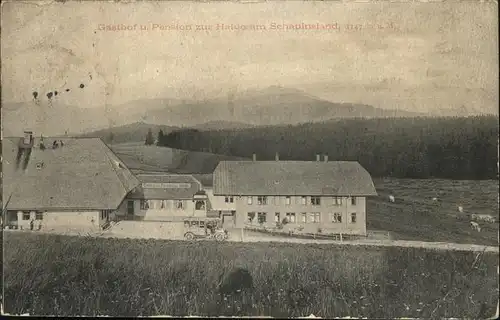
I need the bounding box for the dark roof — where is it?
[192,173,214,187]
[2,137,140,210]
[213,161,377,196]
[128,174,202,199]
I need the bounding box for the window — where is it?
[351,213,357,223]
[351,197,357,206]
[286,212,296,223]
[310,212,321,223]
[334,197,342,205]
[285,196,291,205]
[35,212,43,220]
[257,212,267,224]
[225,196,234,203]
[275,212,280,223]
[148,200,155,209]
[257,196,268,205]
[160,200,167,209]
[247,212,256,223]
[247,196,253,205]
[175,200,184,210]
[22,212,30,220]
[300,212,307,223]
[301,196,307,205]
[148,201,155,209]
[311,196,321,206]
[308,212,314,223]
[199,221,205,228]
[195,200,205,210]
[331,213,342,223]
[127,201,134,215]
[101,210,112,220]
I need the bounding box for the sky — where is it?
[1,1,498,114]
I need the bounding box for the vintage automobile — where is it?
[183,217,228,241]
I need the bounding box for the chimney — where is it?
[316,154,321,162]
[275,152,279,161]
[252,153,257,161]
[324,154,328,162]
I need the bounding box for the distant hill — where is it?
[139,86,427,127]
[79,122,180,144]
[3,85,428,137]
[189,120,257,131]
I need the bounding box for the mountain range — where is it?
[3,85,431,137]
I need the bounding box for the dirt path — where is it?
[7,228,497,253]
[99,228,498,252]
[229,229,498,252]
[234,235,499,252]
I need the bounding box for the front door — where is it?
[231,211,236,227]
[127,201,134,219]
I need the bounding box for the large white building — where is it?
[211,158,378,236]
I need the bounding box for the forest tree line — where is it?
[155,116,499,180]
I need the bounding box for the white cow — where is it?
[471,214,497,223]
[432,197,438,201]
[470,221,481,232]
[389,195,395,203]
[458,206,464,213]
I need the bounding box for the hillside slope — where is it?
[110,142,247,174]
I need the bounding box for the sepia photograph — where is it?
[1,0,499,318]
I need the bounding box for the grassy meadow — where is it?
[368,178,499,246]
[3,232,499,318]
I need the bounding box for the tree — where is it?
[157,130,164,146]
[145,128,154,145]
[153,116,498,180]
